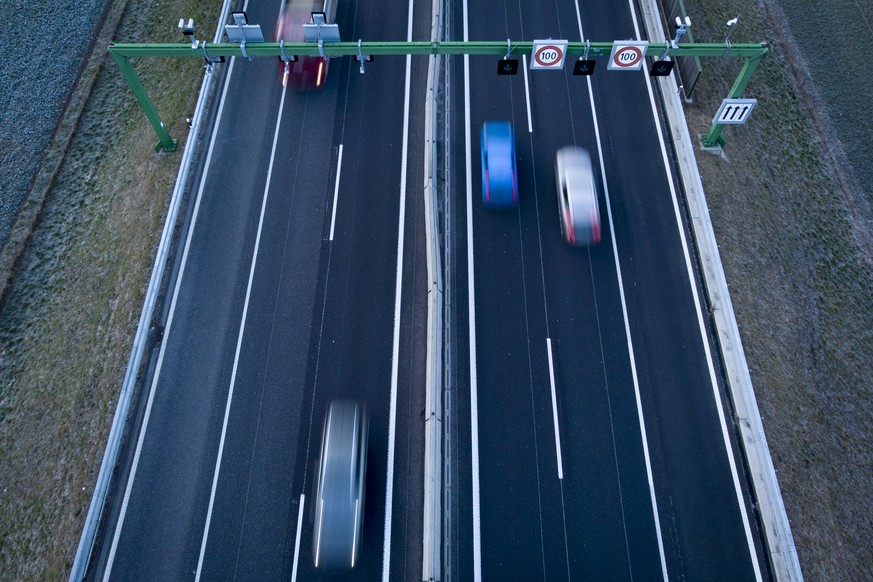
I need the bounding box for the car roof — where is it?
[483,122,514,173]
[558,147,597,210]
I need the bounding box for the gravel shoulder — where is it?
[0,0,870,579]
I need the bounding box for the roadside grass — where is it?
[687,0,873,578]
[0,0,219,578]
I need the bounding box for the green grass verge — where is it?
[0,0,220,578]
[687,0,873,578]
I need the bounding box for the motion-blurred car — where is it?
[480,121,518,208]
[555,146,601,245]
[312,399,368,570]
[275,0,337,88]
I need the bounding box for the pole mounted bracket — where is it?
[672,16,691,49]
[354,39,373,74]
[200,41,225,70]
[278,40,298,63]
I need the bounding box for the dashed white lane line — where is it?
[546,339,564,480]
[329,144,343,241]
[522,54,533,133]
[290,494,305,582]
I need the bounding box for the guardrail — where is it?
[68,2,234,579]
[638,0,802,579]
[422,3,445,581]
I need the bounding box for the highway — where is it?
[448,0,771,579]
[84,0,778,580]
[91,0,431,579]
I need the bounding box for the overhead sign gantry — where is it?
[110,12,767,151]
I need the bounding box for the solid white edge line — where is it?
[625,4,762,579]
[522,54,533,133]
[194,71,289,582]
[546,339,564,480]
[290,494,305,582]
[329,144,344,241]
[573,1,669,578]
[462,0,482,579]
[102,54,239,581]
[380,1,415,578]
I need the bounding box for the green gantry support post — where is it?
[110,51,177,152]
[701,48,768,148]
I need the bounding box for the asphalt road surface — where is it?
[446,0,770,579]
[87,0,774,579]
[92,0,430,579]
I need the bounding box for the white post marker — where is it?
[530,39,568,70]
[607,41,649,70]
[712,98,758,124]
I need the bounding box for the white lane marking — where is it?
[329,144,343,241]
[381,0,415,578]
[290,494,305,582]
[625,4,762,579]
[462,1,482,580]
[522,54,533,133]
[102,53,239,581]
[573,2,669,578]
[546,339,564,480]
[194,65,290,582]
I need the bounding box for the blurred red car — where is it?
[276,0,337,89]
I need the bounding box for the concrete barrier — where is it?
[422,0,445,578]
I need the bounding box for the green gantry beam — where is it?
[109,40,768,151]
[109,40,768,58]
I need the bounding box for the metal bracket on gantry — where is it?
[225,11,265,61]
[198,42,225,72]
[354,39,373,74]
[303,11,341,60]
[496,38,520,75]
[672,16,691,48]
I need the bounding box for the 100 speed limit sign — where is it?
[607,41,650,71]
[530,39,568,70]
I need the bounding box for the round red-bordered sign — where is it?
[534,45,564,67]
[612,46,643,68]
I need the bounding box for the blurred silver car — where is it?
[312,399,368,570]
[555,146,601,245]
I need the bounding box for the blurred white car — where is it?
[312,399,368,570]
[555,146,601,246]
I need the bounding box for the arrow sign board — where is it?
[607,41,649,71]
[712,98,758,124]
[530,40,568,70]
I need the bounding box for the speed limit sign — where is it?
[607,41,650,71]
[530,39,568,70]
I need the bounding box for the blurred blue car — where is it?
[480,121,518,208]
